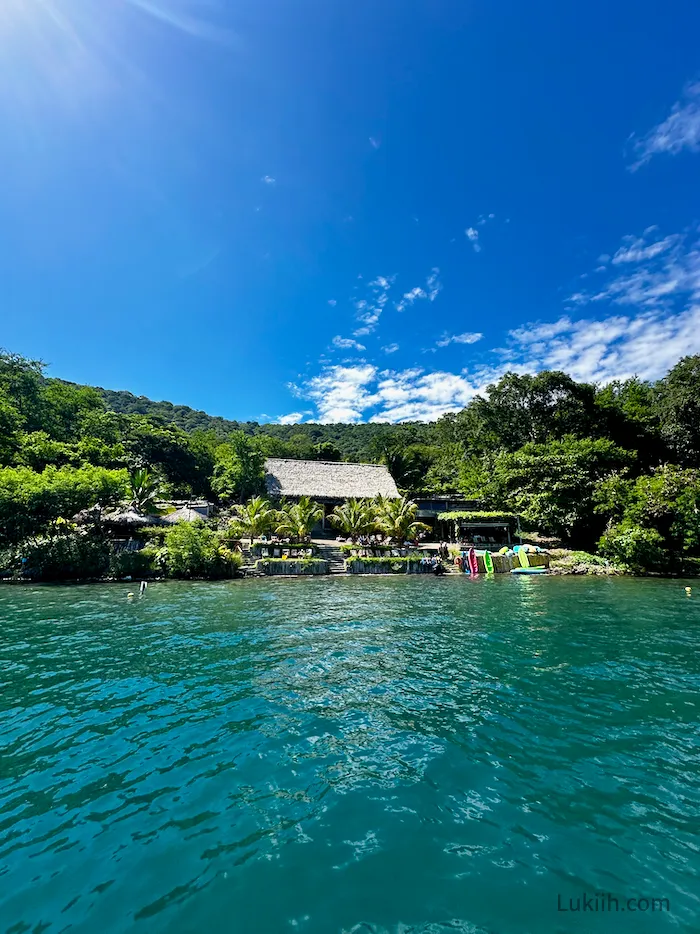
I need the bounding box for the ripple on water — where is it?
[1,576,699,934]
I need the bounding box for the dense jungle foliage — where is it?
[2,348,700,573]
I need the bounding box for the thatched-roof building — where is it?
[264,458,399,528]
[102,507,159,531]
[159,502,213,525]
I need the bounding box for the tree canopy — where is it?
[3,347,700,571]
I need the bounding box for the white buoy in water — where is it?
[685,586,692,595]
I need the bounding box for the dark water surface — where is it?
[1,576,699,933]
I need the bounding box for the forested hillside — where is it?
[2,348,700,572]
[96,386,432,462]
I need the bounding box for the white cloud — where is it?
[570,227,700,310]
[512,226,700,383]
[261,175,276,184]
[630,82,700,170]
[328,299,337,306]
[426,267,442,301]
[508,306,700,385]
[465,227,481,253]
[292,362,508,424]
[369,137,381,149]
[332,335,366,351]
[508,317,573,345]
[396,287,426,313]
[611,234,678,265]
[290,226,700,423]
[436,332,483,348]
[396,268,442,311]
[277,412,304,425]
[351,274,395,333]
[291,364,378,423]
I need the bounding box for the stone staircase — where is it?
[318,543,347,575]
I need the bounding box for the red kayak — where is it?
[468,546,479,575]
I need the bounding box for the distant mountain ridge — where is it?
[97,387,245,434]
[93,386,434,463]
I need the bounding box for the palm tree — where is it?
[231,496,275,541]
[376,496,430,543]
[128,468,167,516]
[330,498,376,542]
[275,496,323,541]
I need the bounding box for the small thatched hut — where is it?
[264,458,399,528]
[102,507,159,533]
[159,503,213,525]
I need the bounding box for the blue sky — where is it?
[1,0,699,423]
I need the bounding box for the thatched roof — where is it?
[264,458,400,500]
[159,506,209,525]
[102,507,158,528]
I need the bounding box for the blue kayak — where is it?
[511,567,547,575]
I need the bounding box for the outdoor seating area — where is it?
[250,541,318,559]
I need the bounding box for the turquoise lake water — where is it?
[1,576,699,933]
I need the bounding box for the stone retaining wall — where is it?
[255,559,329,576]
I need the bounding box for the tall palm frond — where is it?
[275,496,323,541]
[231,496,275,540]
[330,498,376,542]
[376,496,430,543]
[129,468,167,516]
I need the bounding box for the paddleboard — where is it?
[484,551,494,574]
[511,567,546,575]
[468,546,479,575]
[518,548,531,568]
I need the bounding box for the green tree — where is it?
[313,441,342,462]
[231,496,276,540]
[382,443,441,493]
[594,378,661,465]
[122,417,207,496]
[212,431,266,503]
[655,355,700,465]
[375,496,429,543]
[0,350,46,431]
[330,498,376,541]
[0,389,24,465]
[488,436,634,545]
[128,468,166,515]
[160,522,242,579]
[0,465,128,546]
[9,523,112,582]
[40,381,105,442]
[598,523,666,573]
[454,371,599,455]
[15,432,74,470]
[595,465,700,566]
[275,496,323,541]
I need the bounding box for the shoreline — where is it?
[2,569,698,586]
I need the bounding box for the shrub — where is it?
[162,521,243,579]
[0,464,128,546]
[15,529,111,581]
[108,548,157,579]
[598,523,666,572]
